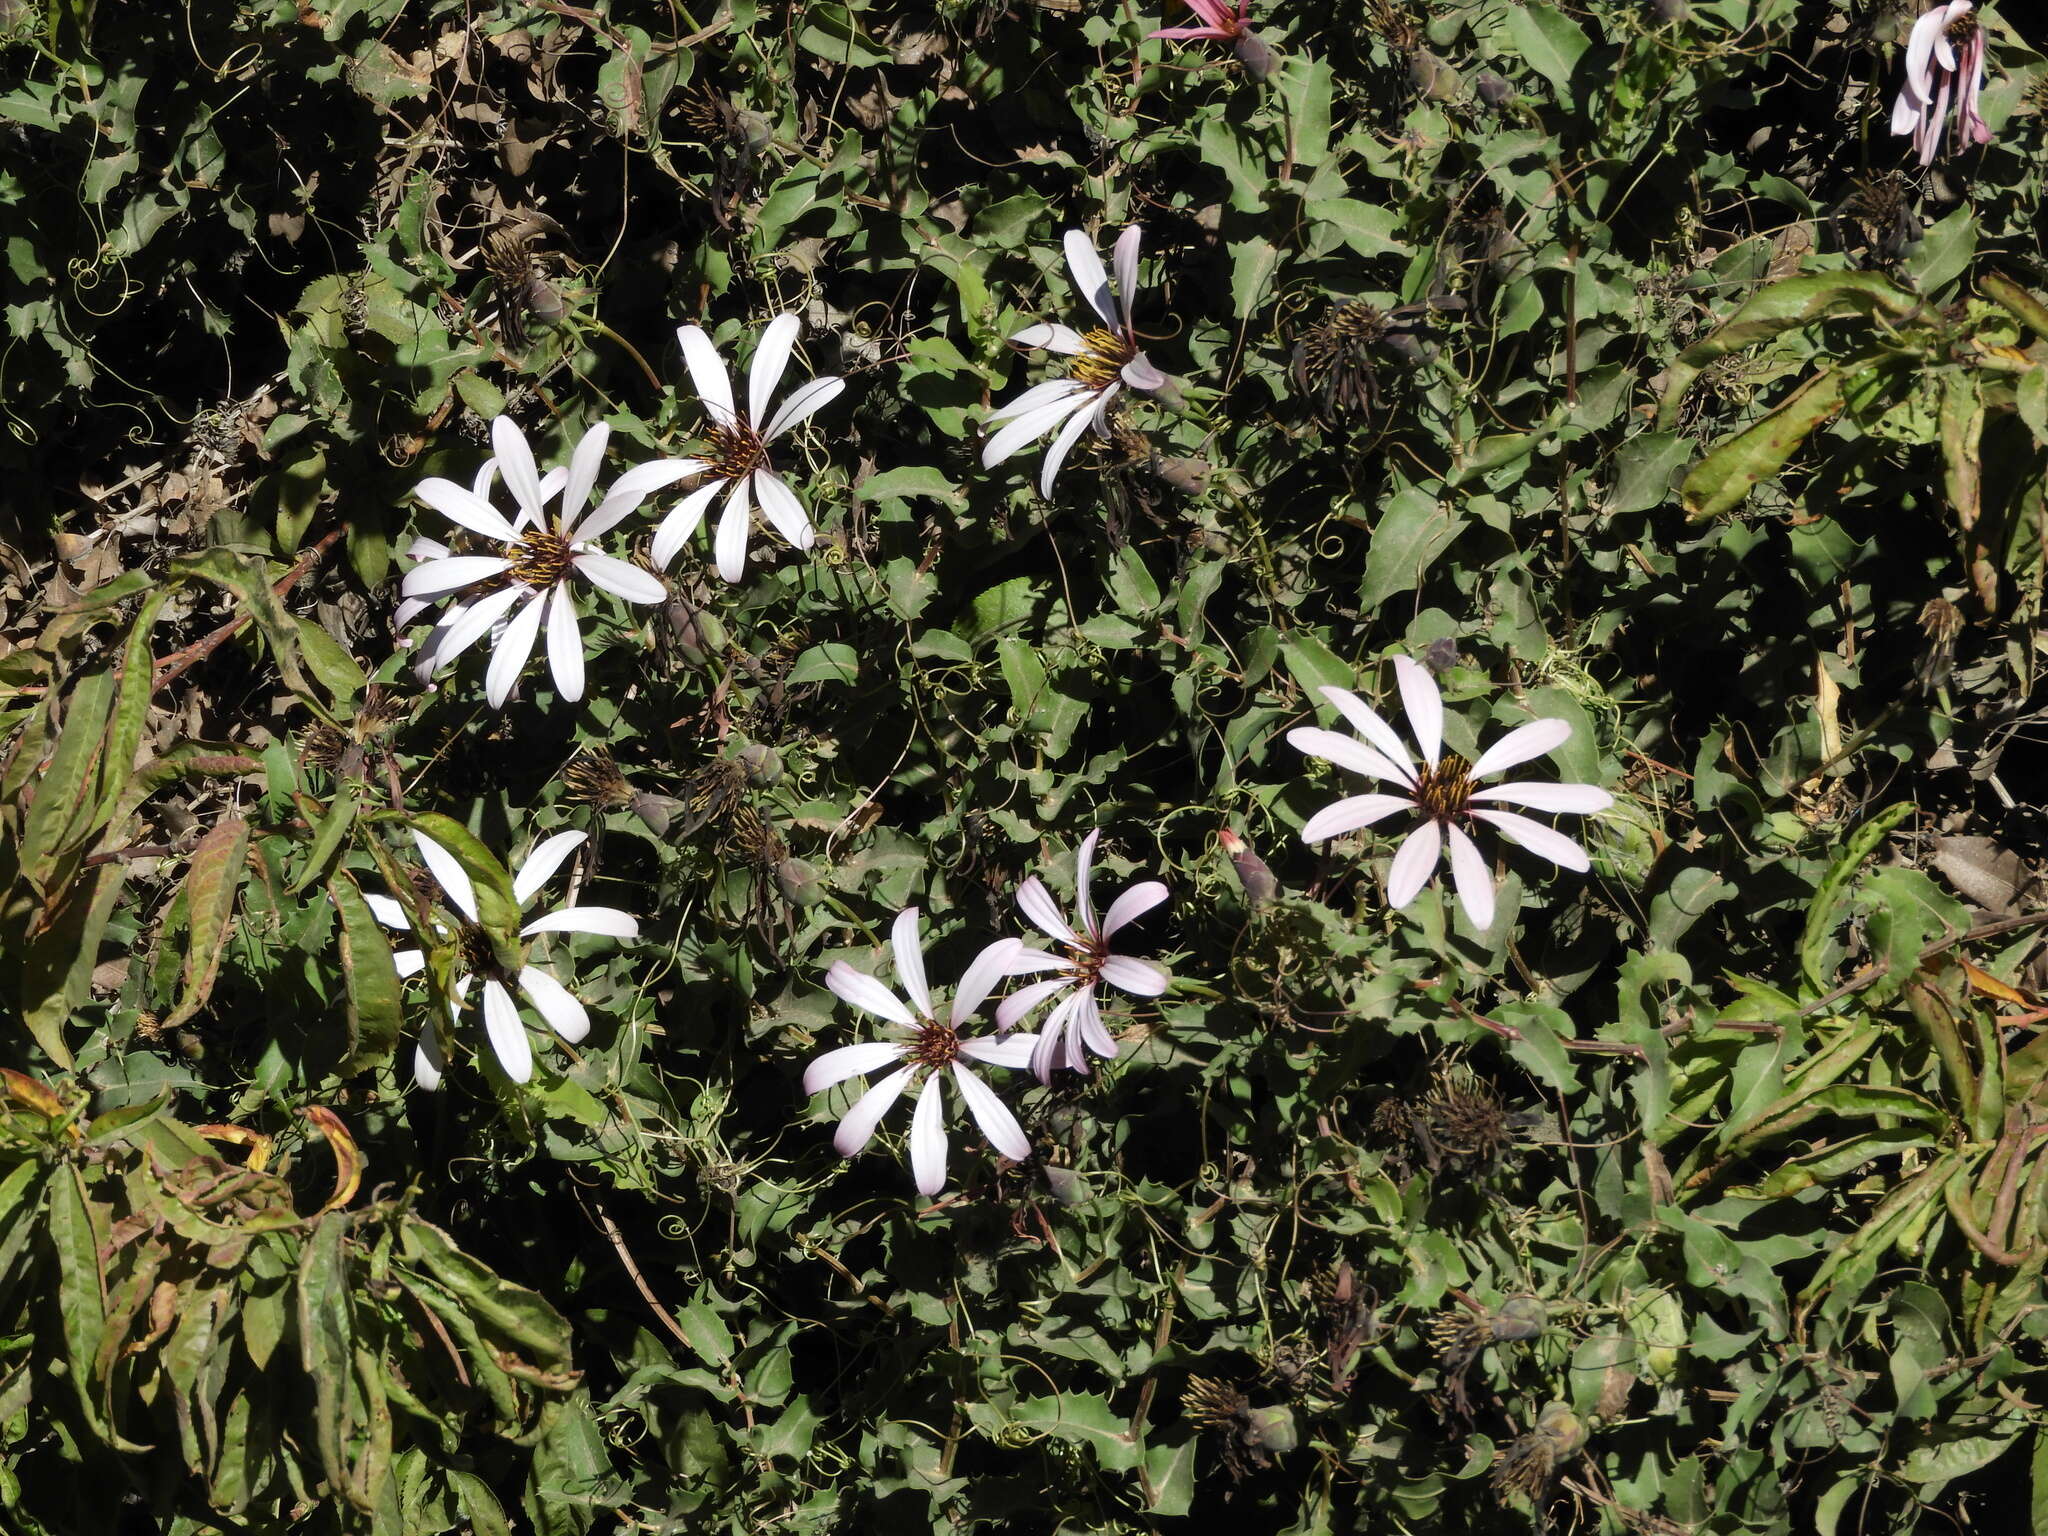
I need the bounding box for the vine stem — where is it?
[151,525,346,695]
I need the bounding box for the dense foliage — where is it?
[3,0,2048,1531]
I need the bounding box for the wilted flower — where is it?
[367,827,638,1088]
[983,228,1174,497]
[401,417,674,707]
[994,830,1169,1083]
[652,314,845,583]
[804,909,1039,1195]
[1287,656,1611,930]
[1150,0,1277,81]
[1891,1,1992,166]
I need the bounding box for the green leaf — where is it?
[1504,3,1591,95]
[297,1212,358,1507]
[1308,198,1404,259]
[1798,802,1916,992]
[1681,368,1845,519]
[329,872,404,1076]
[162,812,252,1031]
[785,643,860,687]
[1362,486,1467,606]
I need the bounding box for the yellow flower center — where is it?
[1071,328,1138,391]
[703,420,768,480]
[503,529,574,589]
[1414,753,1475,824]
[908,1020,962,1069]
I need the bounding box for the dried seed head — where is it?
[564,750,635,810]
[1491,1403,1585,1505]
[1181,1375,1251,1431]
[1421,1064,1511,1162]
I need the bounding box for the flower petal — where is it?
[1075,988,1118,1060]
[1063,228,1119,328]
[953,1062,1031,1162]
[748,312,801,429]
[1300,794,1416,843]
[995,975,1075,1032]
[713,476,751,584]
[1099,954,1168,996]
[1445,824,1496,932]
[362,891,409,929]
[762,374,846,440]
[1074,829,1102,937]
[1111,224,1142,333]
[751,469,814,551]
[1470,718,1572,780]
[400,555,513,599]
[909,1073,949,1195]
[433,584,524,670]
[891,906,932,1018]
[981,388,1094,469]
[960,1032,1039,1070]
[544,589,584,703]
[513,829,588,907]
[833,1063,915,1155]
[988,377,1092,426]
[825,961,916,1026]
[651,480,723,570]
[1287,726,1416,788]
[1121,353,1169,392]
[1470,809,1593,872]
[411,829,478,923]
[579,458,703,541]
[803,1040,908,1095]
[572,550,666,605]
[1040,385,1111,497]
[413,1030,445,1091]
[519,965,590,1043]
[1319,686,1419,785]
[484,591,547,709]
[415,476,520,542]
[521,906,639,940]
[1101,880,1168,939]
[490,416,548,527]
[557,422,610,533]
[394,949,427,979]
[482,977,534,1084]
[1031,991,1085,1081]
[676,323,736,426]
[1393,655,1443,767]
[1010,322,1089,354]
[953,938,1025,1027]
[1470,781,1612,815]
[1386,820,1444,908]
[1016,878,1080,947]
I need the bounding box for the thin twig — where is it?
[151,526,347,695]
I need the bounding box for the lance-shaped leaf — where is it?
[403,812,523,970]
[162,812,252,1031]
[296,1211,359,1506]
[1680,368,1845,520]
[327,873,402,1076]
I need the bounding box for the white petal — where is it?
[713,477,751,584]
[1075,989,1117,1060]
[1319,686,1419,785]
[833,1064,915,1155]
[484,592,547,709]
[557,422,610,533]
[394,949,427,979]
[578,459,703,542]
[952,938,1024,1027]
[1099,954,1168,996]
[1386,821,1444,908]
[481,977,533,1084]
[400,555,513,599]
[1286,727,1416,788]
[513,829,588,906]
[676,324,736,426]
[960,1032,1039,1070]
[411,829,479,924]
[748,312,801,429]
[826,961,916,1026]
[1101,880,1167,939]
[1469,718,1572,780]
[1300,794,1416,843]
[415,476,520,542]
[1470,781,1613,815]
[412,1033,445,1091]
[1470,809,1593,872]
[762,374,845,440]
[952,1063,1031,1162]
[519,965,590,1043]
[490,416,548,527]
[1016,878,1080,947]
[1010,322,1089,354]
[803,1040,909,1095]
[1063,228,1119,328]
[434,584,524,668]
[981,389,1094,469]
[751,470,814,551]
[995,975,1074,1032]
[988,377,1090,426]
[1445,824,1496,932]
[1073,829,1102,936]
[1121,353,1169,392]
[1111,225,1142,333]
[544,589,584,703]
[909,1073,949,1195]
[1393,656,1443,767]
[891,907,932,1018]
[521,906,639,939]
[573,551,667,605]
[1031,991,1084,1081]
[362,892,409,929]
[651,480,723,570]
[1039,385,1109,497]
[1005,946,1072,976]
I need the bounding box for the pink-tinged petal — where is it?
[401,555,513,599]
[1101,880,1167,938]
[362,892,409,929]
[490,417,548,527]
[1100,954,1168,996]
[1005,946,1073,976]
[519,966,590,1043]
[1444,824,1496,932]
[1470,781,1612,815]
[981,388,1094,469]
[1300,794,1415,843]
[481,977,533,1084]
[803,1040,909,1095]
[748,312,802,430]
[988,377,1091,426]
[996,975,1075,1032]
[513,829,588,907]
[1392,656,1443,767]
[1016,877,1081,946]
[651,480,723,570]
[1286,727,1415,788]
[1062,228,1119,328]
[411,829,479,924]
[713,476,752,585]
[1470,717,1573,780]
[751,470,814,551]
[579,458,702,541]
[833,1063,916,1155]
[1386,821,1444,908]
[762,373,845,440]
[952,1063,1031,1161]
[961,1032,1039,1070]
[825,960,915,1026]
[572,551,666,605]
[908,1073,949,1195]
[953,938,1025,1027]
[558,422,610,532]
[676,324,736,426]
[1030,991,1086,1081]
[434,584,524,669]
[415,476,520,542]
[1470,809,1593,872]
[1319,686,1419,784]
[1111,225,1142,334]
[1010,322,1089,354]
[1075,989,1118,1060]
[1121,353,1169,392]
[544,589,584,703]
[1149,23,1227,38]
[521,906,639,940]
[484,592,547,709]
[1075,829,1102,936]
[1040,386,1113,496]
[1891,83,1925,137]
[890,907,933,1017]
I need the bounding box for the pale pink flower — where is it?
[1150,0,1276,79]
[1891,2,1992,166]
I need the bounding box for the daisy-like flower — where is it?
[400,416,675,708]
[982,227,1175,498]
[1891,2,1992,166]
[1286,656,1613,931]
[803,909,1039,1196]
[1150,0,1276,80]
[994,831,1169,1083]
[652,314,845,584]
[366,827,638,1089]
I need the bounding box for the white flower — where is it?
[1286,656,1613,931]
[982,226,1172,497]
[803,909,1039,1196]
[994,830,1169,1083]
[652,313,845,584]
[366,827,639,1088]
[400,416,675,707]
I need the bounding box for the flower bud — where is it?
[1410,47,1462,102]
[1475,70,1511,109]
[1218,829,1279,908]
[1233,28,1278,82]
[1042,1164,1088,1206]
[629,792,682,837]
[774,857,825,906]
[738,744,784,787]
[1490,1296,1548,1342]
[1244,1405,1297,1453]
